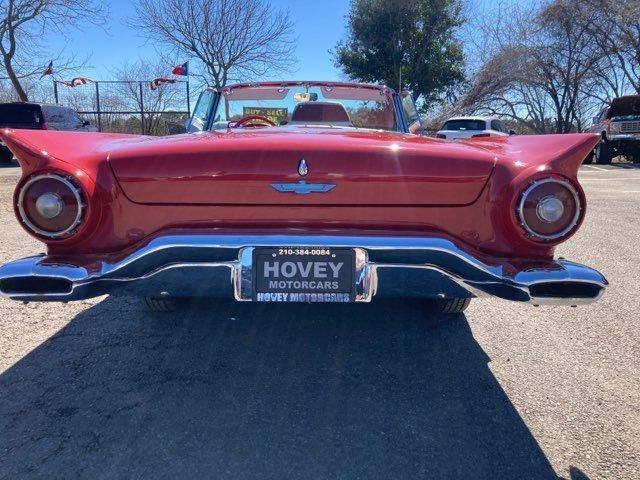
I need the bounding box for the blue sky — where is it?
[51,0,351,81]
[49,0,501,83]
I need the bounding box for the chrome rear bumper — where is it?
[0,234,607,305]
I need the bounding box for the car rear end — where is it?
[0,127,608,312]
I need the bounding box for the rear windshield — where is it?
[0,104,43,127]
[442,119,486,131]
[213,85,397,131]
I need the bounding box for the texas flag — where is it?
[172,62,189,76]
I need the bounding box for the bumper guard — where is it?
[0,235,607,305]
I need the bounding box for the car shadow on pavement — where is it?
[1,297,560,479]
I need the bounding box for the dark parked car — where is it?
[0,102,96,163]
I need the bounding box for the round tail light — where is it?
[17,173,84,239]
[517,178,581,241]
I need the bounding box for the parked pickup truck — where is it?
[586,95,640,164]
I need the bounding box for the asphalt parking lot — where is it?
[0,163,638,480]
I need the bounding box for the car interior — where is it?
[289,102,353,127]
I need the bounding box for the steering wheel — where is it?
[231,115,277,128]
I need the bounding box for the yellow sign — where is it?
[243,107,288,124]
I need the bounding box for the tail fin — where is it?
[465,133,599,177]
[0,129,142,173]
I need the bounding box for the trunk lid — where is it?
[108,128,495,206]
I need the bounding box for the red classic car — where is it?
[0,81,607,315]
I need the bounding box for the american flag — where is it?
[40,61,53,79]
[149,77,177,91]
[60,76,93,88]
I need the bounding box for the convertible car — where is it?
[0,81,607,315]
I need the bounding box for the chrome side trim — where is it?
[607,133,640,140]
[0,234,608,305]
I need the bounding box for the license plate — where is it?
[253,247,355,302]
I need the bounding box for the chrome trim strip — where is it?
[607,133,640,140]
[0,234,607,305]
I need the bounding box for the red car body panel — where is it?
[0,127,598,262]
[109,128,494,206]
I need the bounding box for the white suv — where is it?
[436,116,511,140]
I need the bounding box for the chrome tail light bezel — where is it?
[17,173,85,239]
[517,177,582,242]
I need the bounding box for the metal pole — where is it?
[95,82,102,132]
[186,80,191,117]
[139,82,145,134]
[53,81,59,104]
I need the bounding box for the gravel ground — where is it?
[0,163,638,480]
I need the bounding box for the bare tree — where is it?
[112,59,189,135]
[578,0,640,94]
[0,0,106,101]
[0,75,54,102]
[533,1,606,132]
[448,0,610,133]
[131,0,296,89]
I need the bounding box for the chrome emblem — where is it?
[298,158,309,176]
[270,180,336,195]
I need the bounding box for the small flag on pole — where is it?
[60,76,93,88]
[40,60,53,79]
[150,77,177,91]
[172,62,189,76]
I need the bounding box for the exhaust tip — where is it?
[0,276,73,295]
[529,281,603,300]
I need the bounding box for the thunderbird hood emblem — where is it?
[298,158,308,176]
[270,159,335,194]
[271,180,336,195]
